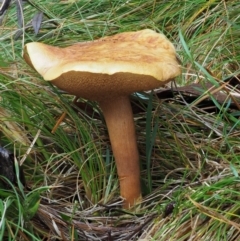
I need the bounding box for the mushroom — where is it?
[23,29,181,209]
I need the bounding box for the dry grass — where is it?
[0,0,240,240]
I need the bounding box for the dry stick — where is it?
[189,81,229,108]
[189,79,240,110]
[51,112,67,134]
[20,127,41,166]
[172,81,224,137]
[51,96,78,134]
[222,85,240,110]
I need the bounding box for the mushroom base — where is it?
[99,96,142,209]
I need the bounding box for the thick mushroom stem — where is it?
[99,96,141,209]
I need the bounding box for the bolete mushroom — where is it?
[23,29,180,209]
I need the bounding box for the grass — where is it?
[0,0,240,240]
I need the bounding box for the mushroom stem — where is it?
[99,96,141,209]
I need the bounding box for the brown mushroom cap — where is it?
[23,29,180,101]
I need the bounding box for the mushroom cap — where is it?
[23,29,180,101]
